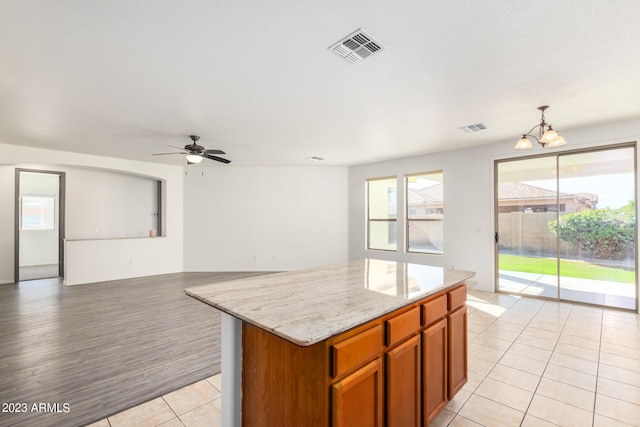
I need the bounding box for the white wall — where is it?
[348,118,640,295]
[183,166,349,271]
[0,166,14,281]
[65,168,158,240]
[64,237,178,285]
[0,142,184,285]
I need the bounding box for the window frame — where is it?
[405,170,444,255]
[366,176,398,252]
[19,194,56,231]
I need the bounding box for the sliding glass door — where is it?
[495,156,559,299]
[496,144,637,310]
[556,147,636,309]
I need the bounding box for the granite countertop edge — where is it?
[185,262,475,347]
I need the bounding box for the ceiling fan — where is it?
[153,135,231,164]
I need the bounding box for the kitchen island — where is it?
[186,258,475,426]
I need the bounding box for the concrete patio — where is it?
[499,271,637,311]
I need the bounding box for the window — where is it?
[367,177,397,251]
[20,194,55,230]
[406,171,443,254]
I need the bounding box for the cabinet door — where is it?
[386,335,420,427]
[331,358,383,427]
[422,317,448,424]
[448,305,468,399]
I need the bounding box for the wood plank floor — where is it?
[0,272,271,427]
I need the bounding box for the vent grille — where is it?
[458,122,487,133]
[329,29,384,64]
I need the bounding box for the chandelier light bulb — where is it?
[540,128,559,144]
[514,136,533,150]
[547,134,567,148]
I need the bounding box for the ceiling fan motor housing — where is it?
[185,143,205,153]
[186,135,204,152]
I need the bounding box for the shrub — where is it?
[549,201,635,259]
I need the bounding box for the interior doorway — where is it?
[14,169,66,282]
[495,143,637,310]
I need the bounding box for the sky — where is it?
[526,173,634,209]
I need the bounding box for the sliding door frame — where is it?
[494,142,638,311]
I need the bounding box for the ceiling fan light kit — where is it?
[152,135,230,164]
[186,154,203,164]
[514,106,567,150]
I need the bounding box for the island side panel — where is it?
[242,322,329,426]
[221,313,242,427]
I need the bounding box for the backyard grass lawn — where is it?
[499,254,636,284]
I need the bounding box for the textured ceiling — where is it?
[1,1,640,166]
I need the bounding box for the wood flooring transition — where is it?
[0,271,271,427]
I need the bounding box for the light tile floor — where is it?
[85,376,222,427]
[85,290,640,427]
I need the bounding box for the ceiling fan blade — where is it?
[202,153,231,164]
[167,145,188,150]
[153,152,187,155]
[204,149,226,155]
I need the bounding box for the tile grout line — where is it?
[516,301,569,427]
[160,395,181,426]
[594,313,640,424]
[465,298,556,426]
[541,305,609,420]
[467,298,611,425]
[591,309,604,427]
[502,300,568,427]
[102,375,224,427]
[444,294,512,425]
[165,377,223,426]
[174,396,223,427]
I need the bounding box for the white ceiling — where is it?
[1,1,640,167]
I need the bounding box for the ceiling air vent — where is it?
[329,29,384,64]
[458,122,487,133]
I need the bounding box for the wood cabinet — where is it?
[421,287,469,424]
[423,317,448,424]
[386,335,421,426]
[241,284,467,426]
[331,358,383,427]
[448,305,468,399]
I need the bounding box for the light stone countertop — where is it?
[185,258,475,346]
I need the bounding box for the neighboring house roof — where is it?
[498,182,561,199]
[408,182,598,210]
[409,184,443,204]
[498,182,598,210]
[499,182,597,204]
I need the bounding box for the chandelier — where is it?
[514,105,567,150]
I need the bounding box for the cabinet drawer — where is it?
[385,306,420,347]
[422,294,447,326]
[448,285,467,311]
[331,325,382,379]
